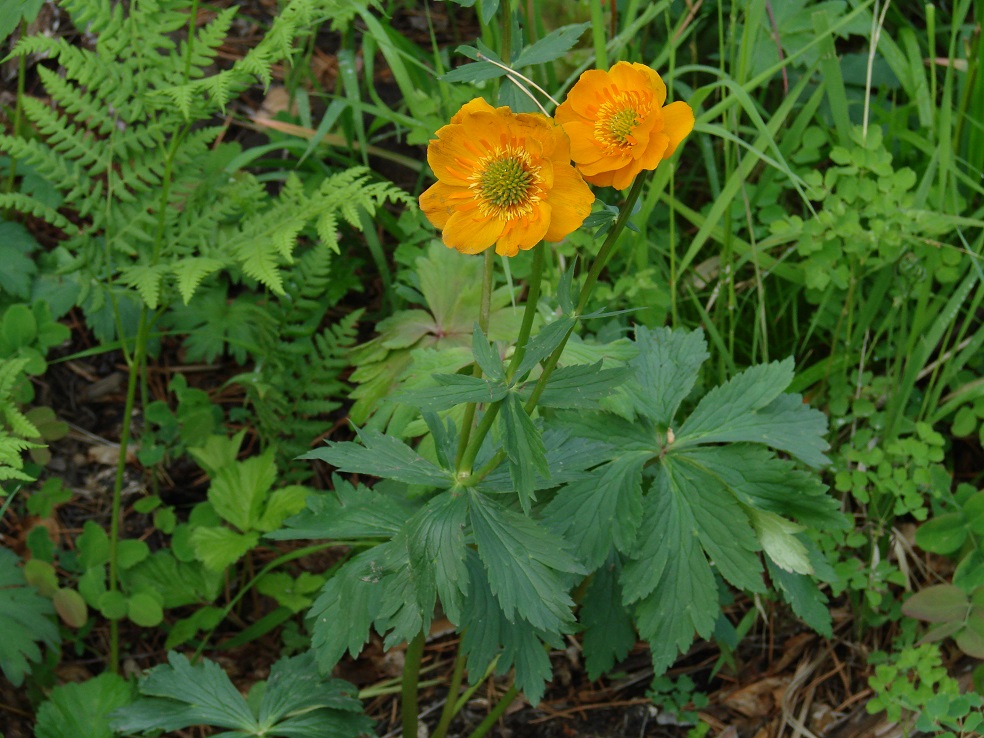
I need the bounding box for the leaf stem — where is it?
[191,542,339,660]
[466,683,519,738]
[431,649,467,738]
[457,242,544,475]
[107,306,150,673]
[459,174,649,487]
[505,242,545,381]
[402,629,427,738]
[455,249,496,468]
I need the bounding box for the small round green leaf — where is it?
[915,512,968,554]
[133,496,162,514]
[24,559,59,597]
[963,492,984,536]
[53,588,89,628]
[952,405,978,438]
[116,539,150,570]
[127,592,163,628]
[98,591,127,620]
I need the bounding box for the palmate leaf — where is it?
[300,428,453,487]
[309,549,383,671]
[622,472,718,674]
[478,428,610,493]
[35,672,135,738]
[678,445,845,529]
[396,373,507,411]
[674,358,829,467]
[467,490,582,632]
[542,452,648,569]
[766,557,833,637]
[404,493,470,625]
[0,547,60,686]
[111,652,370,738]
[499,392,549,513]
[623,327,709,425]
[530,361,631,409]
[269,476,418,541]
[459,552,562,706]
[581,554,636,680]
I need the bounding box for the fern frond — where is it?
[171,258,226,304]
[177,6,239,80]
[58,0,125,37]
[0,133,90,194]
[0,194,78,234]
[119,263,168,309]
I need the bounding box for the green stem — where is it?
[402,630,427,738]
[455,250,496,468]
[432,649,467,738]
[458,243,545,475]
[467,683,519,738]
[575,172,650,315]
[462,174,650,487]
[589,0,609,69]
[107,306,151,673]
[3,20,28,208]
[192,542,338,660]
[505,242,545,381]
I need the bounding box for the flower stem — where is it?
[455,249,496,468]
[432,649,467,738]
[107,307,151,673]
[459,174,650,487]
[528,171,648,412]
[466,683,519,738]
[505,242,545,382]
[457,243,544,475]
[402,630,427,738]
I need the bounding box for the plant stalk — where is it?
[107,307,151,673]
[457,243,544,475]
[467,683,519,738]
[402,630,427,738]
[462,173,650,486]
[456,249,497,468]
[432,649,467,738]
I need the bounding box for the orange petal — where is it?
[636,132,669,172]
[419,181,471,229]
[611,161,642,191]
[496,205,550,256]
[584,169,617,188]
[562,69,612,118]
[578,149,632,176]
[444,210,504,254]
[450,97,496,125]
[631,63,667,106]
[564,121,605,165]
[661,101,695,156]
[544,166,593,241]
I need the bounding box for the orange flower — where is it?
[419,98,594,257]
[556,62,694,191]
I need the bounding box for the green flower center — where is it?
[595,93,651,152]
[606,107,639,143]
[480,156,533,208]
[470,146,542,220]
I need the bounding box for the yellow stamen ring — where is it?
[469,145,543,220]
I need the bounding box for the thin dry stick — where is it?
[475,53,560,109]
[862,0,892,142]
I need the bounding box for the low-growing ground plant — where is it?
[0,0,981,735]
